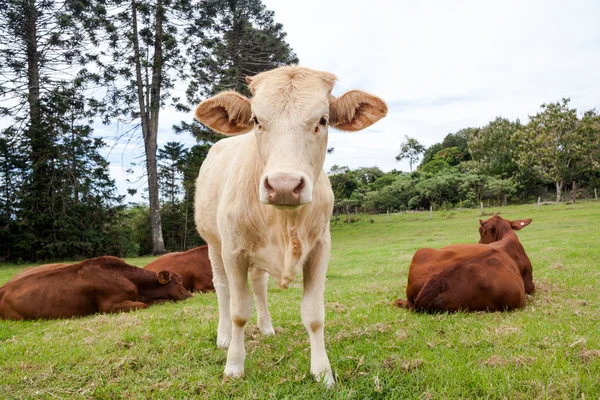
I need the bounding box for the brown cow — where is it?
[144,245,214,293]
[0,256,192,320]
[394,215,534,312]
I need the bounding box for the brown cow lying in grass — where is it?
[0,256,192,320]
[144,245,214,293]
[394,215,534,312]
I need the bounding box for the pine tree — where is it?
[0,0,121,260]
[15,84,123,260]
[179,143,210,249]
[158,141,187,204]
[0,130,26,259]
[175,0,298,143]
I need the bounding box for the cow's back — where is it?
[6,263,69,284]
[407,244,526,312]
[407,245,493,300]
[0,264,97,319]
[144,246,214,292]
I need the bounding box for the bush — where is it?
[458,199,475,209]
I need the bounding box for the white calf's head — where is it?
[195,66,387,209]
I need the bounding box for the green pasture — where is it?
[1,201,599,399]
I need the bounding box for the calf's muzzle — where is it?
[261,172,309,206]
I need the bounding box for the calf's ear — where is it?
[510,219,532,230]
[329,90,388,131]
[157,271,172,284]
[195,91,253,135]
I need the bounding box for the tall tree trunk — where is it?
[170,162,175,204]
[555,181,563,203]
[183,188,188,251]
[571,180,577,203]
[24,0,50,252]
[132,0,165,254]
[71,118,79,203]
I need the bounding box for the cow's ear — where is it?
[510,219,532,230]
[195,91,253,135]
[479,219,485,225]
[157,271,172,284]
[329,90,387,132]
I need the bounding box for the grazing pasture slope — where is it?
[0,202,599,398]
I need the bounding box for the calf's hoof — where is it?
[259,324,275,336]
[314,369,336,388]
[223,365,244,380]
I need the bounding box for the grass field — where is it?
[1,201,599,399]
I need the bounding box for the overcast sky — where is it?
[103,0,600,202]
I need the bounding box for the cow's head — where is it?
[478,215,532,244]
[144,271,192,304]
[195,66,387,209]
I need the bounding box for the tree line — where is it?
[1,1,598,262]
[331,98,600,216]
[0,0,297,261]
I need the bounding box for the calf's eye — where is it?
[315,117,328,134]
[252,116,262,130]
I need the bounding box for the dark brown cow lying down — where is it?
[0,256,192,320]
[394,215,535,312]
[144,245,214,293]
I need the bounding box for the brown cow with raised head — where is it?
[394,215,534,312]
[0,256,192,320]
[144,245,214,293]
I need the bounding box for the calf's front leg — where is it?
[223,251,253,379]
[208,245,231,348]
[301,238,335,387]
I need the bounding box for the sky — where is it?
[101,0,600,202]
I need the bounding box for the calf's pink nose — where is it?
[264,175,305,204]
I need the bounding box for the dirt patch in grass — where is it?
[578,348,600,363]
[334,322,391,340]
[482,355,534,368]
[533,279,561,295]
[396,329,408,341]
[382,355,424,373]
[326,301,347,313]
[495,326,520,334]
[79,313,143,329]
